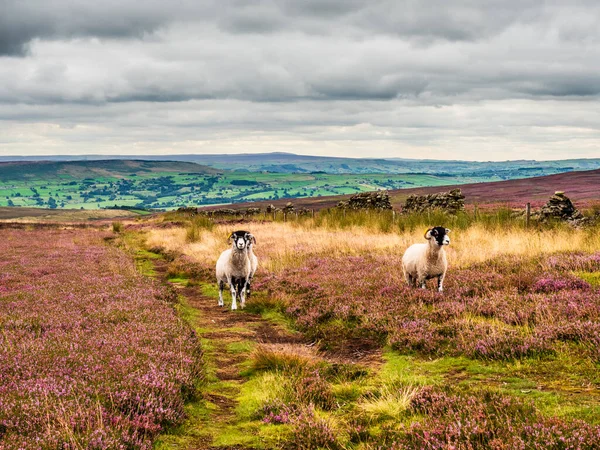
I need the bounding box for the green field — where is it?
[0,160,495,210]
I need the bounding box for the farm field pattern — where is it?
[0,159,576,210]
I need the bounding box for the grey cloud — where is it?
[2,1,600,160]
[4,0,593,57]
[0,0,204,56]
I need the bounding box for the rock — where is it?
[244,207,261,216]
[176,207,200,215]
[337,191,392,210]
[403,188,465,214]
[209,208,238,217]
[539,192,588,226]
[282,202,295,213]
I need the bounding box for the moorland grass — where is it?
[143,210,600,448]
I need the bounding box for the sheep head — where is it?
[229,230,255,250]
[425,226,451,246]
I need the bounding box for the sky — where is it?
[1,0,599,161]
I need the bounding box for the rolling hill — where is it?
[2,152,600,177]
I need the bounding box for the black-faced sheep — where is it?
[216,230,254,310]
[402,226,451,292]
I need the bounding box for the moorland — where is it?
[3,200,600,449]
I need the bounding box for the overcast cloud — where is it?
[1,0,599,160]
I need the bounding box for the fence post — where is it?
[283,212,287,222]
[392,210,396,223]
[474,205,478,220]
[312,209,315,218]
[526,203,531,228]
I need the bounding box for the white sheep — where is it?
[402,226,451,292]
[246,235,258,298]
[216,230,253,310]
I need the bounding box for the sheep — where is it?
[246,235,258,298]
[216,230,254,310]
[402,226,451,292]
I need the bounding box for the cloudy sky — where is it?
[1,0,599,160]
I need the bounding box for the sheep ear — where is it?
[228,232,234,243]
[445,228,451,234]
[251,235,256,244]
[424,228,433,239]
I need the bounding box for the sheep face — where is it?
[425,226,451,246]
[230,230,249,250]
[229,230,255,250]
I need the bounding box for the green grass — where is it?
[377,347,600,425]
[576,271,600,287]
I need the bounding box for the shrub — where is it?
[289,406,340,450]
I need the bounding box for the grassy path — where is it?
[149,258,307,449]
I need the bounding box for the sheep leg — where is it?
[437,274,445,293]
[239,279,247,309]
[246,276,252,298]
[409,274,417,288]
[229,276,237,310]
[218,280,224,307]
[417,274,427,289]
[403,269,411,287]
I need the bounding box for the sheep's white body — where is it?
[216,247,252,310]
[402,229,449,292]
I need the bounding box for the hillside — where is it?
[2,153,600,177]
[0,159,220,181]
[210,168,600,211]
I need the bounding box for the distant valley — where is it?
[1,154,600,210]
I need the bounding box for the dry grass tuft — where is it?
[357,384,420,422]
[251,344,323,373]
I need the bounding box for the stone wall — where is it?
[539,191,588,226]
[403,188,465,213]
[337,191,392,210]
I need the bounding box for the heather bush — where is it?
[288,406,340,450]
[533,274,591,293]
[257,251,600,362]
[379,386,600,450]
[0,229,203,449]
[292,369,337,411]
[259,399,296,424]
[545,252,600,272]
